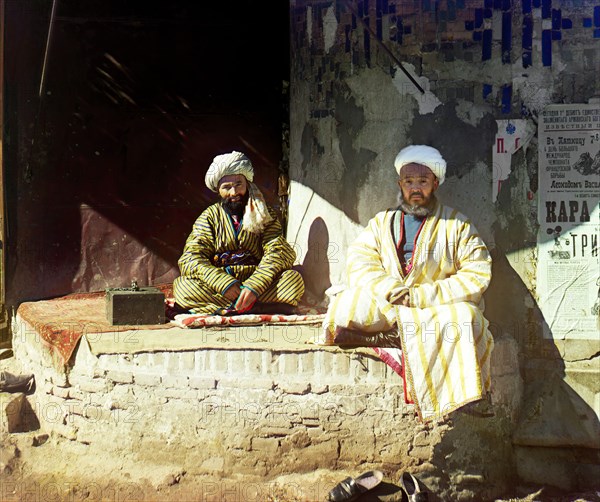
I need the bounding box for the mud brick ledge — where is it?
[11,312,522,501]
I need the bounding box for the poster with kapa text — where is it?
[537,103,600,339]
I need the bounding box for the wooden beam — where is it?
[0,0,7,336]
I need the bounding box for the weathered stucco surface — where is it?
[289,0,600,495]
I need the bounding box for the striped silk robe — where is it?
[174,203,304,314]
[324,203,494,421]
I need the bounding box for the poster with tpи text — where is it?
[537,104,600,339]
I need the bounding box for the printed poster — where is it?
[537,103,600,339]
[493,119,534,202]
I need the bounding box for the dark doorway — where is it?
[2,0,290,305]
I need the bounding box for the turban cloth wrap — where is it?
[205,151,274,234]
[394,145,447,185]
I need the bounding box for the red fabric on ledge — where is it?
[16,284,174,368]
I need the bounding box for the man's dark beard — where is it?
[222,191,249,219]
[397,191,436,217]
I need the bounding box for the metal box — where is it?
[105,286,165,325]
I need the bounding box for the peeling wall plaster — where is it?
[455,99,491,127]
[392,63,441,115]
[323,7,337,54]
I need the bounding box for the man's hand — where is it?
[223,283,241,302]
[392,292,410,307]
[235,287,258,313]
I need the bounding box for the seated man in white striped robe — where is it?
[174,151,305,315]
[323,145,494,422]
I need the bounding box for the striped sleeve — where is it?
[346,214,408,302]
[243,208,297,296]
[410,219,492,308]
[177,208,238,295]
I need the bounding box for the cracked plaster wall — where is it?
[288,0,600,489]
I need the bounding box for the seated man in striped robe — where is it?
[173,151,305,315]
[323,145,494,422]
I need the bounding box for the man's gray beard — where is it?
[396,191,436,217]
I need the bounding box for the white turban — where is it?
[205,151,273,234]
[205,151,254,192]
[394,145,447,185]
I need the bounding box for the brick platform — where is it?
[10,311,522,501]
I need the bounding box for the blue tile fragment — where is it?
[542,30,552,66]
[595,28,600,38]
[522,0,532,14]
[448,0,456,20]
[364,28,371,63]
[483,29,492,60]
[552,9,561,30]
[533,0,541,8]
[562,18,572,29]
[457,0,465,8]
[473,31,483,41]
[552,30,561,40]
[542,0,551,19]
[483,84,493,100]
[502,12,512,64]
[475,8,483,28]
[583,18,592,28]
[595,6,600,27]
[523,16,533,50]
[484,0,492,8]
[501,85,512,114]
[396,18,403,43]
[484,8,493,18]
[522,50,532,68]
[502,0,511,11]
[465,20,474,30]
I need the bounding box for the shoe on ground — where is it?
[328,470,384,501]
[0,371,35,393]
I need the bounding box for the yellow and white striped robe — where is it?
[174,203,304,314]
[324,203,494,422]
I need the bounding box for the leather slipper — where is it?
[0,370,35,394]
[399,472,428,502]
[327,470,384,501]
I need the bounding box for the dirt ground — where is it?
[1,430,599,502]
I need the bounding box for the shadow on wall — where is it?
[415,249,599,500]
[297,217,332,304]
[485,249,598,493]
